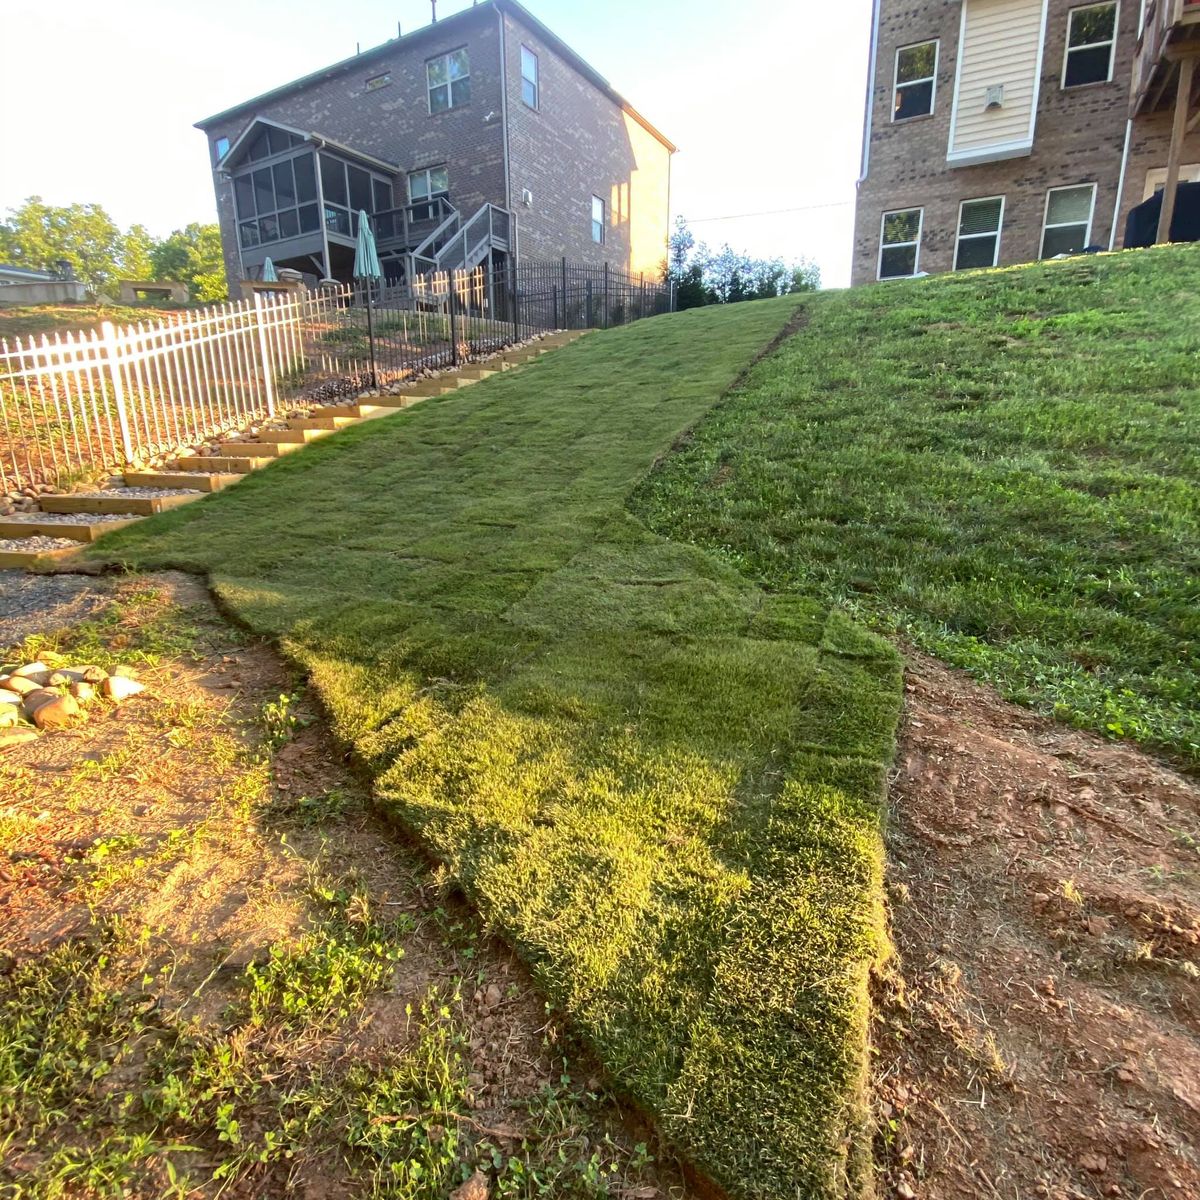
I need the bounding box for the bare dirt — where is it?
[0,572,690,1197]
[875,651,1200,1200]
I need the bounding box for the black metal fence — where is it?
[310,259,674,395]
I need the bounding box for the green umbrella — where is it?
[261,257,278,283]
[353,211,382,280]
[352,211,382,386]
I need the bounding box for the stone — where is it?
[3,675,42,696]
[11,662,49,680]
[70,681,95,703]
[102,676,145,701]
[450,1170,490,1200]
[0,703,19,728]
[0,687,25,707]
[0,728,38,751]
[25,691,82,729]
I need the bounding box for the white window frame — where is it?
[408,166,450,202]
[521,45,540,109]
[1061,2,1118,89]
[427,48,471,114]
[591,195,606,244]
[954,195,1006,270]
[1142,164,1200,199]
[877,207,924,280]
[892,39,939,122]
[1040,183,1098,258]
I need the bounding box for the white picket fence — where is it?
[0,287,353,494]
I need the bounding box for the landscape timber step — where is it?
[175,455,271,474]
[255,428,333,444]
[124,471,240,492]
[317,403,390,420]
[287,416,358,431]
[0,540,81,570]
[215,440,304,458]
[40,492,203,516]
[0,517,142,543]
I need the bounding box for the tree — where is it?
[663,218,820,309]
[0,197,130,295]
[149,223,227,302]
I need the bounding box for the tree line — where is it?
[0,197,226,302]
[663,217,820,309]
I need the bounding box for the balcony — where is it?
[1132,0,1200,115]
[373,197,458,254]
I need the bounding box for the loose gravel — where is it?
[76,487,202,498]
[0,573,116,648]
[1,512,133,525]
[0,536,79,552]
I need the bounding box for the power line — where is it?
[687,199,854,223]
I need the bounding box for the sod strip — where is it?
[633,249,1200,770]
[87,299,904,1199]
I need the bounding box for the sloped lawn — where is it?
[87,301,903,1199]
[636,249,1200,769]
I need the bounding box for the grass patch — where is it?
[634,248,1200,768]
[0,302,204,340]
[86,301,903,1198]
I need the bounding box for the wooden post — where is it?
[1157,54,1197,244]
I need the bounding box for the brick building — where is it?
[852,0,1200,284]
[195,0,674,288]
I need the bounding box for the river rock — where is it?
[0,728,38,751]
[24,690,82,729]
[1,675,39,697]
[70,681,96,702]
[0,702,19,728]
[11,662,50,682]
[102,676,145,701]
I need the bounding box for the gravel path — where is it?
[0,573,115,649]
[0,513,134,526]
[0,537,79,552]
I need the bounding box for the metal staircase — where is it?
[374,199,513,281]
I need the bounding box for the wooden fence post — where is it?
[100,321,134,463]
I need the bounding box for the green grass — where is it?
[86,300,903,1199]
[635,248,1200,768]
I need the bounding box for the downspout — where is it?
[497,3,517,267]
[312,139,333,281]
[857,0,883,187]
[1111,116,1134,250]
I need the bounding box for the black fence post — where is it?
[448,267,460,367]
[603,262,610,330]
[586,278,593,328]
[552,285,559,330]
[561,256,569,328]
[511,262,520,342]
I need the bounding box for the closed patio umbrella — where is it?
[353,210,382,386]
[261,257,278,283]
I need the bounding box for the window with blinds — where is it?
[954,196,1005,269]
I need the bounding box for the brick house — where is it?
[852,0,1200,284]
[196,0,674,288]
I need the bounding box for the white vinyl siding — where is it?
[954,196,1005,269]
[878,208,923,279]
[1040,184,1097,257]
[948,0,1047,166]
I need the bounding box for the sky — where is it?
[0,0,873,287]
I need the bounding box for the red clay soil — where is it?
[875,652,1200,1200]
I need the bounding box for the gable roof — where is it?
[216,116,401,175]
[195,0,675,153]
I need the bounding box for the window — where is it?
[521,45,539,108]
[878,209,923,278]
[591,195,606,244]
[365,72,391,92]
[1041,184,1096,257]
[234,149,326,250]
[1063,3,1117,88]
[1143,164,1200,199]
[427,48,470,113]
[954,197,1004,270]
[893,40,938,120]
[214,136,230,164]
[408,167,450,201]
